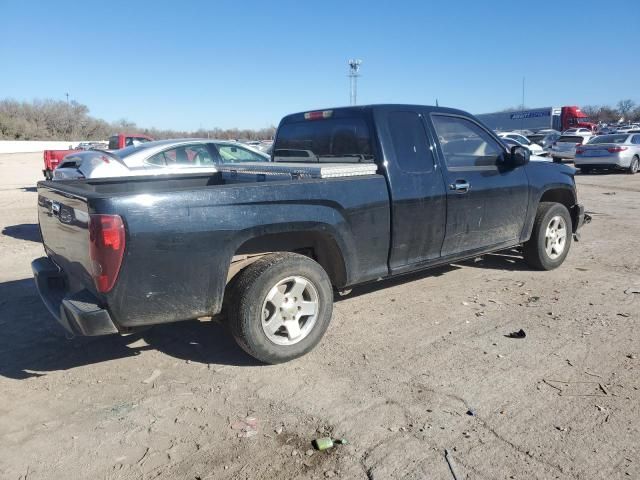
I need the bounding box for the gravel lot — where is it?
[0,152,638,480]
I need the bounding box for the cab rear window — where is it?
[274,117,374,163]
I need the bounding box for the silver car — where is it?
[53,139,270,180]
[550,134,591,163]
[574,133,640,174]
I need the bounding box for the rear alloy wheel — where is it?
[628,156,639,174]
[261,275,319,346]
[226,252,333,364]
[523,202,572,270]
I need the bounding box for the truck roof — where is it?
[279,104,471,123]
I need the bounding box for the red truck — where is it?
[42,133,153,179]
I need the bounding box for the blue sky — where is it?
[1,0,638,130]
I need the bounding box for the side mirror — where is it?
[510,146,530,166]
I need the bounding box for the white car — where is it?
[53,139,270,180]
[497,132,545,156]
[550,134,593,162]
[562,128,592,136]
[500,137,550,162]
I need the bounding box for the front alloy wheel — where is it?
[544,215,568,260]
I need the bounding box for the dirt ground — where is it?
[0,152,638,480]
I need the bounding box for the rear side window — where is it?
[108,136,119,149]
[147,144,216,167]
[388,111,433,173]
[274,117,374,163]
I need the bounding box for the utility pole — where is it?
[348,59,362,106]
[521,76,525,131]
[65,92,70,105]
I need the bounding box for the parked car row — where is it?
[493,124,639,174]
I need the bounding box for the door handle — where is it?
[449,180,470,193]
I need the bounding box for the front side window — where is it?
[216,144,267,162]
[387,111,433,173]
[432,115,504,170]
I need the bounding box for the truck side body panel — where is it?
[39,175,391,328]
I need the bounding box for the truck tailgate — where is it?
[37,184,95,292]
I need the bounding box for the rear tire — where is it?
[226,252,333,364]
[628,156,639,174]
[523,202,572,271]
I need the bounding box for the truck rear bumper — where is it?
[32,257,118,336]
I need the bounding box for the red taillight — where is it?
[576,148,584,155]
[89,214,125,293]
[304,110,333,120]
[607,146,628,153]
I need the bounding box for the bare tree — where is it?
[0,97,282,141]
[617,99,636,120]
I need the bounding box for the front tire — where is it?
[628,156,639,174]
[227,252,333,364]
[523,202,572,271]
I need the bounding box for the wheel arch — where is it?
[228,230,349,289]
[539,187,579,232]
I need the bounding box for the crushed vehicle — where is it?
[33,104,590,363]
[52,139,269,180]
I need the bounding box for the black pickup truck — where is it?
[33,105,589,363]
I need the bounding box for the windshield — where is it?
[274,117,374,163]
[589,134,629,144]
